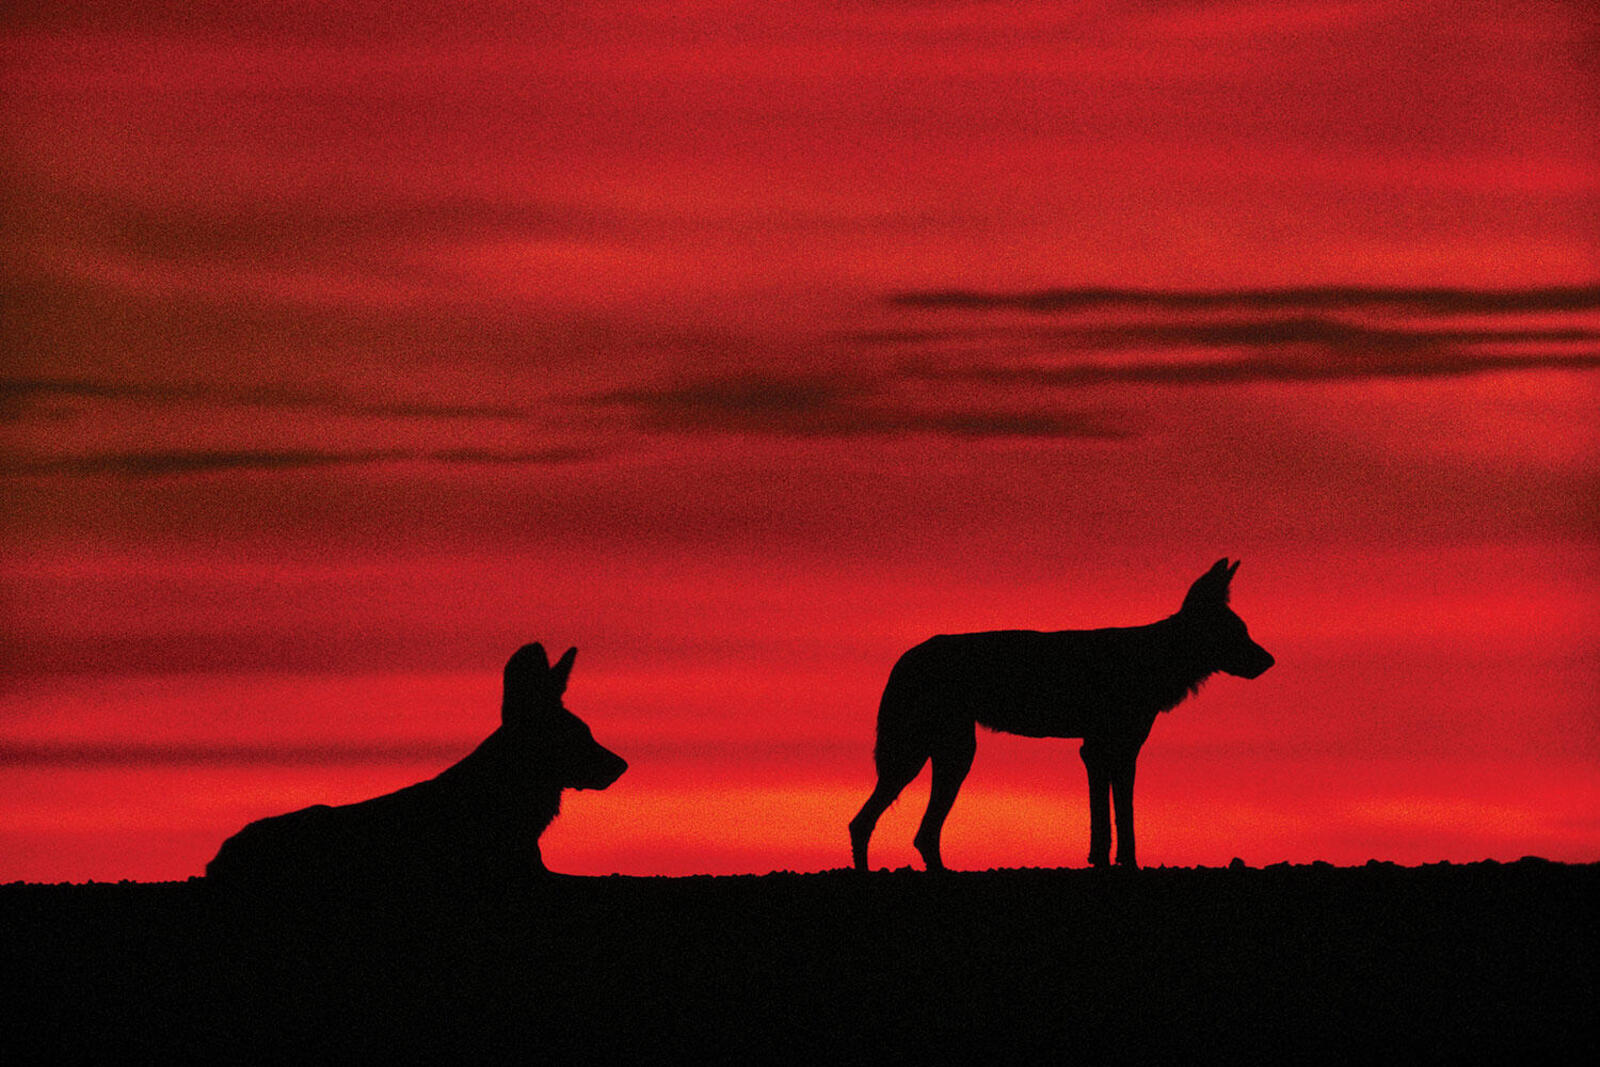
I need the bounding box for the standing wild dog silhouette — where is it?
[850,559,1274,871]
[206,643,627,889]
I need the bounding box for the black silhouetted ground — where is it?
[5,861,1595,1063]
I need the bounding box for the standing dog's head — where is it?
[1180,559,1275,679]
[502,643,628,791]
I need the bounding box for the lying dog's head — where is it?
[502,643,628,790]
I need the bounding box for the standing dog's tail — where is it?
[872,661,934,784]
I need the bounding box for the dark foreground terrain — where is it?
[5,860,1595,1063]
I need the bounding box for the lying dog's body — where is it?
[207,643,626,890]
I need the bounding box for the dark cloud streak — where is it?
[912,351,1600,389]
[0,377,532,421]
[593,286,1600,440]
[21,181,623,270]
[591,374,1126,441]
[850,322,1600,351]
[1,446,595,479]
[889,285,1600,315]
[870,287,1600,389]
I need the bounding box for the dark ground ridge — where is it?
[5,859,1596,1064]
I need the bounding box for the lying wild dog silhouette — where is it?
[850,559,1273,871]
[206,643,627,889]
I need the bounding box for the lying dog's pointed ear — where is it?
[508,642,550,673]
[503,643,552,722]
[551,647,577,695]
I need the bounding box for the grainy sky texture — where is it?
[2,1,1597,880]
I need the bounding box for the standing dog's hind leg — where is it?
[912,730,976,872]
[850,753,925,872]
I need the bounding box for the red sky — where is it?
[2,1,1597,881]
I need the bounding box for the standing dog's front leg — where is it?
[1080,743,1112,868]
[1111,753,1139,868]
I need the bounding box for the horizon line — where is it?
[7,855,1586,888]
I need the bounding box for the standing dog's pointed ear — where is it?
[1183,558,1237,611]
[550,647,577,696]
